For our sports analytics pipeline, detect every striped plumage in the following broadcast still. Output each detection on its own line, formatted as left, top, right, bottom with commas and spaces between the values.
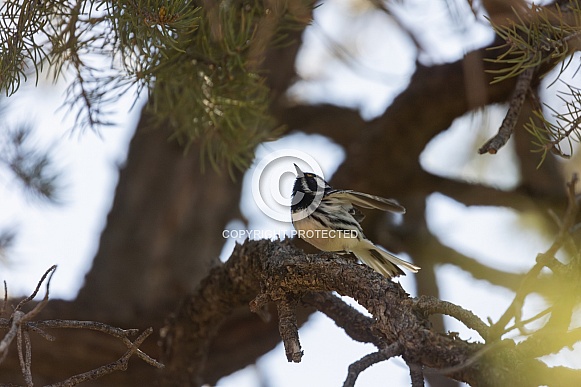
291, 164, 420, 278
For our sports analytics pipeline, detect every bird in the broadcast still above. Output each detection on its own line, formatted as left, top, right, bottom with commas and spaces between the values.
291, 164, 420, 278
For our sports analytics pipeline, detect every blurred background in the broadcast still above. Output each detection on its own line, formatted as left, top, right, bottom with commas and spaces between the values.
1, 0, 580, 386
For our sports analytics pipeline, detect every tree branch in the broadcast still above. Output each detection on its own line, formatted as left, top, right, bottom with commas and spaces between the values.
415, 296, 489, 340
163, 239, 486, 385
408, 361, 425, 387
301, 292, 379, 345
274, 294, 303, 363
343, 343, 402, 387
0, 267, 163, 386
479, 66, 535, 154
489, 175, 580, 341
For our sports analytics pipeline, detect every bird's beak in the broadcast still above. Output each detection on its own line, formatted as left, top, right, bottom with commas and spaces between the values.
294, 163, 304, 177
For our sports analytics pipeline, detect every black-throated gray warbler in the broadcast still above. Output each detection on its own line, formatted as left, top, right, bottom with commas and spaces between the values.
291, 164, 420, 278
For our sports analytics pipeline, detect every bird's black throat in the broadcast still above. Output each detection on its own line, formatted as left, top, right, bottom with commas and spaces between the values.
291, 179, 315, 212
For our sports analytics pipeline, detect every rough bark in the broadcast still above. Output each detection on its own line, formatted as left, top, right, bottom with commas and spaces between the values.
162, 238, 581, 386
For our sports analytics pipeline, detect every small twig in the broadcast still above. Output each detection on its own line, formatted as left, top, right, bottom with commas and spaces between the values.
478, 67, 535, 154
408, 362, 425, 387
0, 265, 164, 385
1, 265, 58, 372
1, 280, 7, 316
15, 265, 57, 313
16, 320, 33, 387
343, 342, 402, 387
249, 292, 271, 323
489, 175, 580, 340
27, 324, 56, 341
27, 320, 139, 338
25, 320, 163, 368
415, 295, 489, 340
0, 311, 25, 364
503, 306, 552, 336
276, 295, 303, 363
22, 330, 33, 387
46, 327, 155, 387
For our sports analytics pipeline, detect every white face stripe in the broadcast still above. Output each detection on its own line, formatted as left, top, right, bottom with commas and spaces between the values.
315, 175, 328, 191
297, 174, 328, 205
300, 174, 327, 191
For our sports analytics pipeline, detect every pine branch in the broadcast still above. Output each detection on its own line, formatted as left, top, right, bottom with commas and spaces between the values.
483, 1, 581, 161
0, 1, 313, 171
0, 127, 60, 202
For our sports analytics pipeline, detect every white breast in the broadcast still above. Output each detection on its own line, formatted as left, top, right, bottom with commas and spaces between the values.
292, 216, 360, 253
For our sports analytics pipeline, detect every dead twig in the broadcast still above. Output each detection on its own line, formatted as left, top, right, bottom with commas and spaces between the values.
0, 311, 24, 364
46, 327, 156, 387
14, 265, 57, 315
0, 266, 164, 386
275, 295, 303, 363
343, 342, 402, 387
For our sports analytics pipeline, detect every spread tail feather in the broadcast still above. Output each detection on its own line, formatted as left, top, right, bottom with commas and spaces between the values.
352, 239, 420, 278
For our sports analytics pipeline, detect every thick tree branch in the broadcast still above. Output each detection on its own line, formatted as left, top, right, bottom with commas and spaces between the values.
415, 296, 489, 340
163, 234, 581, 385
164, 238, 579, 386
301, 292, 379, 345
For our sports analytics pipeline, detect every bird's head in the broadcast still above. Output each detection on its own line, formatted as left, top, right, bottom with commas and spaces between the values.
291, 164, 330, 210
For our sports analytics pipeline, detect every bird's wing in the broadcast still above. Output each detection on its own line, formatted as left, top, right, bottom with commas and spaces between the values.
348, 205, 365, 223
329, 190, 406, 214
